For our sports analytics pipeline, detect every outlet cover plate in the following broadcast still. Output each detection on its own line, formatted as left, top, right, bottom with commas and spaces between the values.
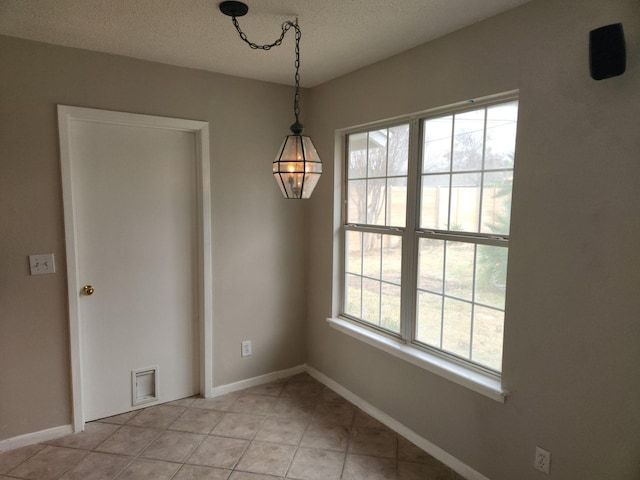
534, 446, 551, 474
29, 253, 56, 275
241, 340, 252, 357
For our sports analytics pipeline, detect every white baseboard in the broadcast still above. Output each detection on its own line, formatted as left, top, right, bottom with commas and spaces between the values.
2, 363, 488, 480
0, 365, 306, 453
208, 364, 307, 397
306, 365, 490, 480
0, 424, 73, 453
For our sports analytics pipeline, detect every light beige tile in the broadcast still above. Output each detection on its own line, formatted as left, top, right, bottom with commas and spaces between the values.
311, 401, 355, 427
353, 409, 386, 430
349, 426, 397, 458
116, 458, 181, 480
187, 435, 249, 469
287, 447, 345, 480
173, 464, 231, 480
282, 382, 323, 399
398, 460, 453, 480
141, 431, 205, 463
95, 425, 161, 456
231, 395, 277, 415
269, 397, 316, 419
319, 387, 347, 404
398, 436, 438, 464
8, 445, 87, 480
127, 405, 186, 429
99, 410, 140, 425
47, 422, 119, 450
0, 443, 45, 474
287, 374, 317, 384
235, 441, 296, 476
1, 373, 427, 480
254, 417, 307, 445
244, 381, 286, 397
229, 472, 285, 480
343, 454, 397, 480
170, 408, 225, 434
58, 452, 131, 480
211, 413, 265, 440
192, 393, 240, 412
300, 422, 350, 452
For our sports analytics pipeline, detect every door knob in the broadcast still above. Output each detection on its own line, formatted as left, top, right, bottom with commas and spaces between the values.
82, 285, 95, 296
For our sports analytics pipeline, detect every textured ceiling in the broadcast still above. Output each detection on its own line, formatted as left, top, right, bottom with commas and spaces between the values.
0, 0, 532, 87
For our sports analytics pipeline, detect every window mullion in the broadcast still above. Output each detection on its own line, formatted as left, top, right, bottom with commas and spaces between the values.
400, 118, 420, 343
447, 115, 455, 231
477, 107, 488, 233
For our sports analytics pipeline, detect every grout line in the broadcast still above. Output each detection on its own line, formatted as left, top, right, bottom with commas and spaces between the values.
1, 373, 452, 480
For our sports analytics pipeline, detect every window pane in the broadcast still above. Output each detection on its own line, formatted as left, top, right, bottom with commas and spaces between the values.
362, 233, 381, 279
362, 278, 381, 325
416, 291, 442, 347
444, 241, 475, 301
368, 130, 387, 178
366, 178, 387, 226
388, 125, 409, 176
475, 244, 507, 310
417, 238, 444, 293
472, 306, 504, 371
480, 171, 513, 235
344, 99, 517, 375
347, 179, 366, 224
381, 236, 402, 284
485, 102, 518, 170
442, 298, 472, 358
450, 173, 481, 232
387, 177, 407, 228
348, 132, 368, 179
347, 126, 408, 228
452, 109, 485, 172
345, 231, 362, 275
420, 174, 449, 230
381, 283, 401, 333
423, 115, 452, 173
344, 273, 362, 318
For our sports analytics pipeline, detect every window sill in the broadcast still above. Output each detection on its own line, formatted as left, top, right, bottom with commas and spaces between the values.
326, 316, 509, 403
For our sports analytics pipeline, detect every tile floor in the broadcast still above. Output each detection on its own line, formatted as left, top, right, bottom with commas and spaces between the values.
0, 374, 467, 480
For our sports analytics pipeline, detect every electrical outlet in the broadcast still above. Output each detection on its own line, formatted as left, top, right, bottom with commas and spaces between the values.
534, 446, 551, 474
241, 340, 252, 357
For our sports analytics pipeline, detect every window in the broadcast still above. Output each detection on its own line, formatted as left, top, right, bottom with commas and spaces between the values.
340, 95, 518, 380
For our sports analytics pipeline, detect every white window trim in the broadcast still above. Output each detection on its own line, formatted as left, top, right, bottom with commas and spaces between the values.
326, 316, 508, 402
330, 92, 518, 404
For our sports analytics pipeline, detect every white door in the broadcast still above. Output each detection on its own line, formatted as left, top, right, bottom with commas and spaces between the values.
58, 107, 212, 425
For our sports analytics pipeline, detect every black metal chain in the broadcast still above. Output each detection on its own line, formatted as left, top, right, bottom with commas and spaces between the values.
231, 16, 302, 128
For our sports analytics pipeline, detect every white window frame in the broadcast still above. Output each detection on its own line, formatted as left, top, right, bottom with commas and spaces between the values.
328, 91, 519, 403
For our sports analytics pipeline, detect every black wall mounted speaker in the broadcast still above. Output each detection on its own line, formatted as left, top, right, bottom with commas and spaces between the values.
589, 23, 626, 80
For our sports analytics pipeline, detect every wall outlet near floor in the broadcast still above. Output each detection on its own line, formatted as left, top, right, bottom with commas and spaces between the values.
241, 340, 252, 357
534, 446, 551, 474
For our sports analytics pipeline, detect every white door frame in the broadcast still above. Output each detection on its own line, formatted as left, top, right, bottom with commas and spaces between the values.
57, 105, 213, 431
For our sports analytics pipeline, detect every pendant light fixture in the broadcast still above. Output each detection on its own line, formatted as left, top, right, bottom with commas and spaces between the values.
219, 1, 322, 199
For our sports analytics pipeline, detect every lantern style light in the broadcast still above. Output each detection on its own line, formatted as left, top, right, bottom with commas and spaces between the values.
220, 1, 322, 199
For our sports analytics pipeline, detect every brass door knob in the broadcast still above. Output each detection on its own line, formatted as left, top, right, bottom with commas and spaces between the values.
82, 285, 95, 296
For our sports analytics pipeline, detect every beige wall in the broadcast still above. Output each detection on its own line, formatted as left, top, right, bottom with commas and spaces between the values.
0, 35, 307, 440
2, 0, 640, 478
306, 0, 640, 479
